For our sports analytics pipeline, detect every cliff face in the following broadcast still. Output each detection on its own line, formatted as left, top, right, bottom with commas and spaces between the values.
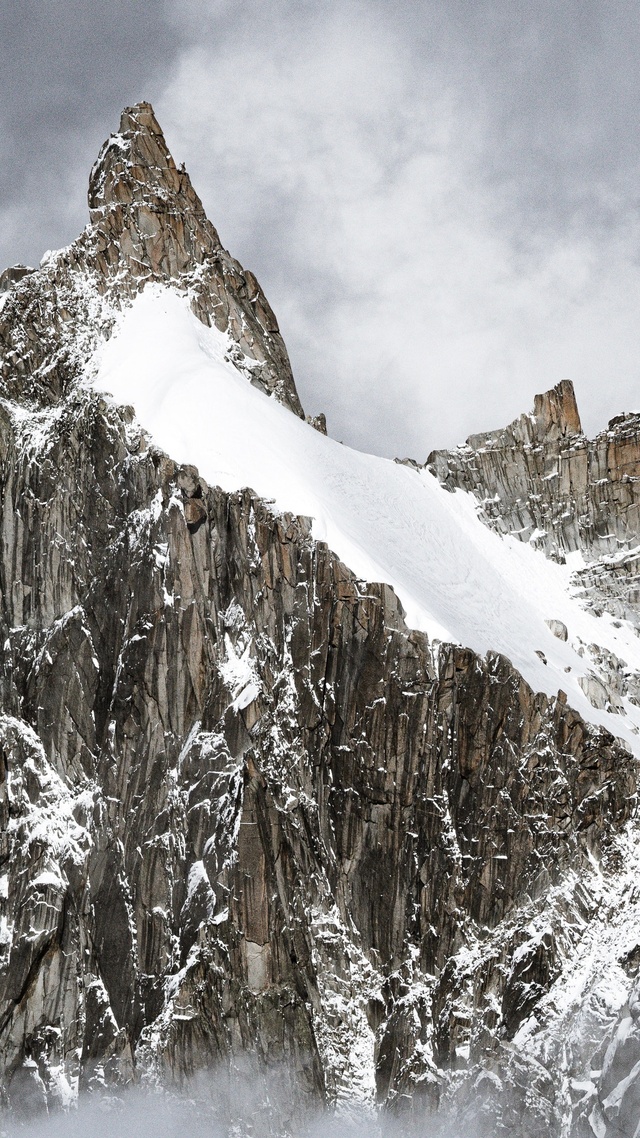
427, 381, 640, 623
425, 381, 640, 1136
1, 104, 640, 1136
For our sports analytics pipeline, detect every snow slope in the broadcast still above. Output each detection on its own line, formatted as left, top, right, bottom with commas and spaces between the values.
90, 285, 640, 752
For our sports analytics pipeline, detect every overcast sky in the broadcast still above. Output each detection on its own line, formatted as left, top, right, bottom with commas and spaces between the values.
2, 0, 640, 458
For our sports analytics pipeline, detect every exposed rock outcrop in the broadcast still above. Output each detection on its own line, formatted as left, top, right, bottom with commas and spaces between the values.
0, 265, 34, 294
428, 380, 640, 563
0, 391, 634, 1122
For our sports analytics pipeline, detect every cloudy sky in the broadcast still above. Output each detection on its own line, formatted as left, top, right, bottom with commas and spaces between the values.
2, 0, 640, 458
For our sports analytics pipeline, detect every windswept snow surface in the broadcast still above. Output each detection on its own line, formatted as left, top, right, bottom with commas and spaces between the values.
91, 285, 640, 752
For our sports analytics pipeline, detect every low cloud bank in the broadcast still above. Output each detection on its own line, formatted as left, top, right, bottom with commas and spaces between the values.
0, 1065, 516, 1138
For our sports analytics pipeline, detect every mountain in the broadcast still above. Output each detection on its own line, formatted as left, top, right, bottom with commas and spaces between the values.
1, 102, 640, 1136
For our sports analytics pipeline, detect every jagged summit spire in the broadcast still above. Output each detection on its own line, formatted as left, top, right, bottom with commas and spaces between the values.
531, 379, 582, 441
88, 102, 209, 222
86, 100, 222, 279
84, 101, 304, 417
458, 378, 584, 453
426, 375, 636, 562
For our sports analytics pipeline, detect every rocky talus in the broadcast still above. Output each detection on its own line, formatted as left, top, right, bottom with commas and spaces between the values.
0, 104, 639, 1136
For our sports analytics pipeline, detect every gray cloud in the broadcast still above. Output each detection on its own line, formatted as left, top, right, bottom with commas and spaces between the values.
0, 0, 175, 268
157, 0, 640, 454
2, 0, 640, 457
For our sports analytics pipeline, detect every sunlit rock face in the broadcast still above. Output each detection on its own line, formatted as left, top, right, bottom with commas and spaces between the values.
0, 104, 640, 1136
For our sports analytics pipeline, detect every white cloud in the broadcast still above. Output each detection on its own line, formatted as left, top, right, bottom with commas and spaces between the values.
156, 4, 640, 458
5, 0, 638, 460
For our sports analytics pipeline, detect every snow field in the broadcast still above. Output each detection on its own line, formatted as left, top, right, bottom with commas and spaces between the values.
91, 285, 640, 753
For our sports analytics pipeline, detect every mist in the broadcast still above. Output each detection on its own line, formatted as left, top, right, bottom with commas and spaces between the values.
0, 1060, 512, 1138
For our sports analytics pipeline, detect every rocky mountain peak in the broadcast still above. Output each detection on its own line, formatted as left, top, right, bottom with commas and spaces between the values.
531, 377, 582, 441
429, 376, 640, 575
6, 102, 640, 1138
86, 100, 221, 280
90, 103, 189, 208
0, 102, 304, 416
461, 378, 584, 453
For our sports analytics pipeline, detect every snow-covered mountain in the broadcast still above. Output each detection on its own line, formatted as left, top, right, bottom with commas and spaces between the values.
1, 102, 640, 1136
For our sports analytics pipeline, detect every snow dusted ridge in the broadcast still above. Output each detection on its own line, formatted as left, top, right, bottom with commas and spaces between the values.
92, 284, 640, 754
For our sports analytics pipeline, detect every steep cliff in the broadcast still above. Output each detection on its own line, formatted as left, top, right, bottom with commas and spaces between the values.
422, 384, 640, 1135
428, 378, 640, 566
1, 104, 640, 1136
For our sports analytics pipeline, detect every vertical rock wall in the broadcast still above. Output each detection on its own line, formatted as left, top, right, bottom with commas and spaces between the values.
0, 392, 634, 1126
428, 380, 640, 564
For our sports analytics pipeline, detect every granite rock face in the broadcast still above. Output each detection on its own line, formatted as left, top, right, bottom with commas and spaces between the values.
0, 393, 634, 1127
424, 380, 640, 1135
0, 104, 640, 1135
426, 380, 640, 726
0, 266, 34, 295
428, 379, 640, 564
